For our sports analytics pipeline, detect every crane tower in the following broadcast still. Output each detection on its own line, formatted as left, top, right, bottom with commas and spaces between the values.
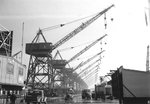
26, 30, 67, 92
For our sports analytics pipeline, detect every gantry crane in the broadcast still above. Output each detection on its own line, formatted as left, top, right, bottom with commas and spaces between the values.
52, 4, 113, 89
53, 50, 87, 89
61, 34, 106, 89
25, 4, 114, 92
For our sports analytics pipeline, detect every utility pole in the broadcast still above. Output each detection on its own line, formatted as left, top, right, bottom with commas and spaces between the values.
146, 45, 149, 72
21, 22, 24, 64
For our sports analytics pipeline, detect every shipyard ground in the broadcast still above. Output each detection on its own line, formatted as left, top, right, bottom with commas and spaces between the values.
0, 94, 119, 104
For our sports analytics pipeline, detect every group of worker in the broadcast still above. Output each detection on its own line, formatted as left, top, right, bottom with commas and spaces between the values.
5, 90, 73, 104
6, 91, 17, 104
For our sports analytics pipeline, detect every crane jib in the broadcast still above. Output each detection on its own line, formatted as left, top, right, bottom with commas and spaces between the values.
52, 23, 87, 50
52, 4, 114, 50
67, 34, 107, 64
73, 50, 105, 72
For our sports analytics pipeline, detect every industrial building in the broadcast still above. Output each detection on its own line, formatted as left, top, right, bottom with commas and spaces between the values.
0, 31, 26, 97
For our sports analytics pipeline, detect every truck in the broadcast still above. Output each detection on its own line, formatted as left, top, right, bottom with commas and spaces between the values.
82, 89, 91, 100
92, 83, 112, 100
111, 66, 150, 104
105, 84, 113, 99
94, 84, 105, 100
25, 89, 47, 104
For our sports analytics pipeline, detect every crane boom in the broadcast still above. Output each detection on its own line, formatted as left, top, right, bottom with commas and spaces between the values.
73, 50, 105, 72
80, 64, 99, 78
82, 67, 98, 80
67, 34, 107, 64
74, 61, 83, 70
78, 58, 100, 75
52, 4, 114, 50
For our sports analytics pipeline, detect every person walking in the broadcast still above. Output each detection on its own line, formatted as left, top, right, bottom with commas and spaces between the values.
6, 91, 11, 104
10, 92, 17, 104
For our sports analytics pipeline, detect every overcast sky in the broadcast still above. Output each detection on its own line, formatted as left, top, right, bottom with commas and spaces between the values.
0, 0, 150, 87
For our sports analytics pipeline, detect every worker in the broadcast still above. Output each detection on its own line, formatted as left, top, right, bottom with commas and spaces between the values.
65, 92, 72, 101
10, 92, 17, 104
6, 91, 10, 104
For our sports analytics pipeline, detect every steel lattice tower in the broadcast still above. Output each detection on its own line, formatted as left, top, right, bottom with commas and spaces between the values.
0, 31, 13, 56
26, 30, 55, 92
25, 30, 67, 95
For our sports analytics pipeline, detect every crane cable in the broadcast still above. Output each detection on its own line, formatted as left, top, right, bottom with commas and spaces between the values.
41, 12, 98, 32
58, 39, 96, 52
58, 36, 107, 52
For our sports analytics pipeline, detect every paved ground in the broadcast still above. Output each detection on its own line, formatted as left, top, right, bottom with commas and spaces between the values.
0, 95, 119, 104
48, 99, 119, 104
